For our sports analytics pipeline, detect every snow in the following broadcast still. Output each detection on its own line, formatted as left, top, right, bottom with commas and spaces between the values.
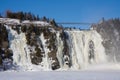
1, 63, 120, 80
0, 18, 50, 26
32, 21, 50, 26
22, 20, 30, 24
22, 20, 50, 26
0, 70, 120, 80
0, 18, 20, 24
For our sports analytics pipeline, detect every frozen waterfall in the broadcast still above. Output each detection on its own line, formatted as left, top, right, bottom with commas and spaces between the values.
65, 30, 107, 70
5, 25, 107, 71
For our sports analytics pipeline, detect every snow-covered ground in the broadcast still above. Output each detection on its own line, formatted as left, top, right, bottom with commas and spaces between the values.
0, 70, 120, 80
1, 63, 120, 80
0, 18, 50, 26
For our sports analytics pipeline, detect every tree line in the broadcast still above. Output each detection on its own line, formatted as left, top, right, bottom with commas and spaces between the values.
0, 10, 51, 22
0, 10, 58, 27
6, 10, 48, 21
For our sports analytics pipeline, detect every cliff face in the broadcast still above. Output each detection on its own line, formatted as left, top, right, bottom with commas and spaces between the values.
1, 18, 119, 71
0, 24, 13, 70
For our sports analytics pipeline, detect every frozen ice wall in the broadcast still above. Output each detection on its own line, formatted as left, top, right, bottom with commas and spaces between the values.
65, 30, 107, 69
5, 25, 107, 71
5, 25, 32, 70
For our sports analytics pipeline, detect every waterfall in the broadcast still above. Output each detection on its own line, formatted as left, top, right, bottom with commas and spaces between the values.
5, 25, 107, 71
65, 30, 107, 69
5, 25, 32, 70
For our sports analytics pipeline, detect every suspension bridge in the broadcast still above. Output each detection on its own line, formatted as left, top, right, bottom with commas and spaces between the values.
57, 22, 94, 25
56, 22, 96, 29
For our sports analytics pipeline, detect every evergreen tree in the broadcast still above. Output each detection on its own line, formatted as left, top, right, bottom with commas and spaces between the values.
42, 16, 47, 22
6, 10, 12, 18
50, 19, 58, 27
36, 15, 40, 20
0, 13, 2, 18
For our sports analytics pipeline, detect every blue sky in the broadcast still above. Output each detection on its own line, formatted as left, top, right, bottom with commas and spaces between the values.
0, 0, 120, 29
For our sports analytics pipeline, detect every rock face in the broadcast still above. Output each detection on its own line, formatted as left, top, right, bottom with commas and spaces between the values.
0, 24, 13, 71
92, 19, 120, 62
1, 18, 119, 71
